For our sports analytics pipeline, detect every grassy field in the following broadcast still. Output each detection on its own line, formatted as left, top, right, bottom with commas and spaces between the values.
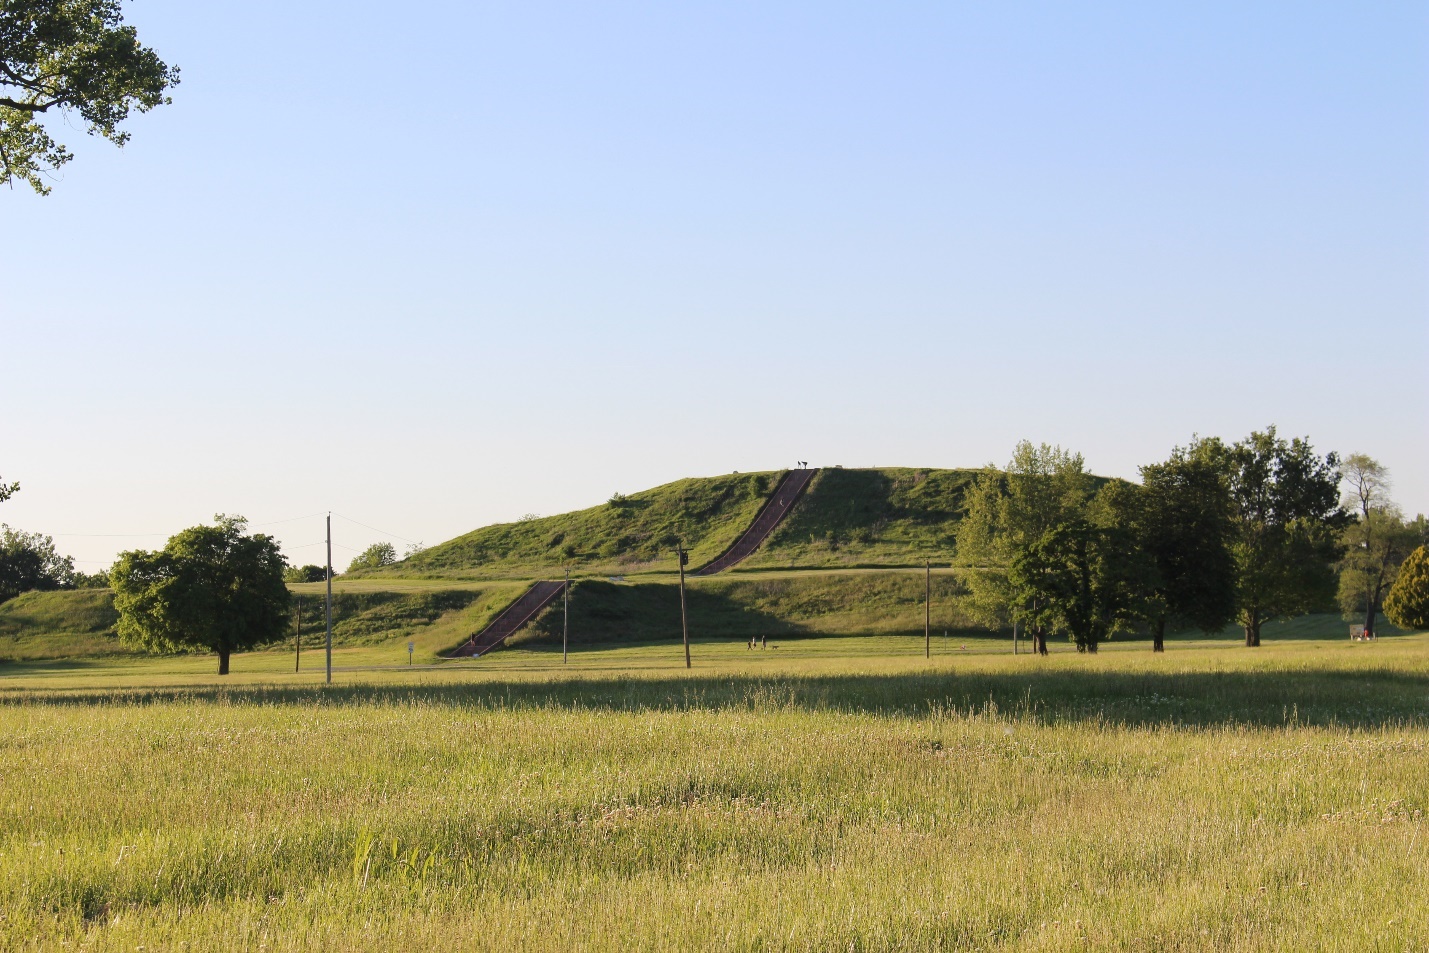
1, 634, 1425, 950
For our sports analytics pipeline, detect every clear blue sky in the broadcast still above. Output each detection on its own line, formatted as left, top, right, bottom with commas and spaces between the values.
4, 0, 1426, 570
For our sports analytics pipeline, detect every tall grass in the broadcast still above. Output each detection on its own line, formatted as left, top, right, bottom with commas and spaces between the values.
2, 638, 1426, 950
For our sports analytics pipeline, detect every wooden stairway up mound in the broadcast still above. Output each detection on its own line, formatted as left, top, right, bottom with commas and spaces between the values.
450, 580, 565, 658
693, 468, 818, 576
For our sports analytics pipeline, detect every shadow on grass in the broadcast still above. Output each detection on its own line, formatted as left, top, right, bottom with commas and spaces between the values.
2, 664, 1425, 730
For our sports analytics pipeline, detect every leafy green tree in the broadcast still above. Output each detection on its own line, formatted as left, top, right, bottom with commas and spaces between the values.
111, 515, 289, 675
1130, 442, 1237, 651
1383, 546, 1429, 631
347, 542, 396, 573
956, 442, 1094, 654
1008, 496, 1141, 653
0, 475, 17, 503
69, 568, 110, 589
0, 524, 77, 602
1336, 454, 1417, 638
1200, 428, 1348, 646
1, 0, 178, 194
283, 564, 329, 584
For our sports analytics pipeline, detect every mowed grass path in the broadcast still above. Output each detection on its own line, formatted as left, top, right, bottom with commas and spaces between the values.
2, 637, 1426, 951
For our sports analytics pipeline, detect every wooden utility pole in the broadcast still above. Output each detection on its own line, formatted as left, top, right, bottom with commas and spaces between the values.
294, 598, 301, 672
924, 559, 931, 659
562, 567, 570, 664
677, 544, 691, 669
325, 513, 333, 685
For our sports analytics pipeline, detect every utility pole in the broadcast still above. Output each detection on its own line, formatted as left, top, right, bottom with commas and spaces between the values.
1013, 619, 1019, 655
562, 567, 570, 664
925, 559, 931, 659
294, 598, 301, 672
325, 513, 333, 685
677, 543, 690, 669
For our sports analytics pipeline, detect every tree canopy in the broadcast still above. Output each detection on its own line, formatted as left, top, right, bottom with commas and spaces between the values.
1335, 454, 1417, 638
1383, 545, 1429, 632
0, 523, 79, 602
111, 515, 289, 674
348, 542, 397, 573
283, 564, 330, 584
954, 442, 1093, 653
1130, 442, 1237, 651
1008, 494, 1141, 653
1, 0, 178, 194
1198, 428, 1347, 646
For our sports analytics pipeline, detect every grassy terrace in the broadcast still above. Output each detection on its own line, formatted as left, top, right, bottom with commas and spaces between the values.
1, 635, 1426, 950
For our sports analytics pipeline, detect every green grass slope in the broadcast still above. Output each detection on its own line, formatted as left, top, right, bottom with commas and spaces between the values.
0, 588, 126, 661
374, 471, 787, 580
0, 584, 532, 663
512, 572, 977, 647
741, 467, 980, 569
510, 573, 1408, 651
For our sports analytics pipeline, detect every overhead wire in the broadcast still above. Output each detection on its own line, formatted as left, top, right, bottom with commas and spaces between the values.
331, 512, 421, 545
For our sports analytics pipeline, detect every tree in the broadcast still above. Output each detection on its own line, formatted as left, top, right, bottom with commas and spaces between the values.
347, 541, 396, 573
1008, 495, 1141, 653
0, 523, 77, 602
1336, 455, 1416, 638
1130, 442, 1237, 652
1202, 427, 1348, 646
0, 475, 17, 503
956, 442, 1094, 654
110, 515, 289, 675
283, 564, 329, 584
1, 0, 178, 194
1383, 546, 1429, 631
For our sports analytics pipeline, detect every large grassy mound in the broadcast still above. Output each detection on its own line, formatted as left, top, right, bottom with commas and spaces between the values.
372, 467, 992, 579
0, 588, 126, 660
748, 467, 979, 568
375, 471, 787, 579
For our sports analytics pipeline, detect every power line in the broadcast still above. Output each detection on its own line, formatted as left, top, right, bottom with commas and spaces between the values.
252, 512, 326, 527
48, 512, 325, 538
331, 512, 420, 545
48, 532, 168, 538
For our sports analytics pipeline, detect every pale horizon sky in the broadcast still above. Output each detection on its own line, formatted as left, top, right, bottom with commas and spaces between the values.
4, 0, 1426, 570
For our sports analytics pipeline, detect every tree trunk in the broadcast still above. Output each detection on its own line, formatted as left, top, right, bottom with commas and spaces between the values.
1365, 586, 1381, 639
218, 649, 230, 675
1034, 629, 1048, 655
1153, 618, 1165, 653
1086, 640, 1098, 654
1243, 619, 1261, 647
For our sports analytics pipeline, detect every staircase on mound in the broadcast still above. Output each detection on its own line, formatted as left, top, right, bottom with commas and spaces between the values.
694, 468, 818, 576
450, 580, 566, 658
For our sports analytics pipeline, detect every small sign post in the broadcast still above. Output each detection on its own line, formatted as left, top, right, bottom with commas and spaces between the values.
408, 641, 415, 665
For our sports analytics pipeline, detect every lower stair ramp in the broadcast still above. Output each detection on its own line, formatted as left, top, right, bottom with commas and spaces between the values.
451, 580, 566, 657
694, 468, 818, 576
